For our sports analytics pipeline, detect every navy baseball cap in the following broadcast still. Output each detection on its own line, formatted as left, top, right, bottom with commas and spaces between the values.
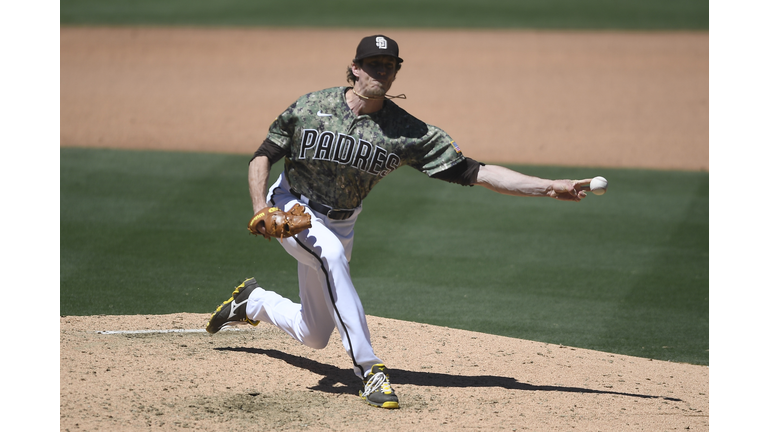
354, 35, 404, 64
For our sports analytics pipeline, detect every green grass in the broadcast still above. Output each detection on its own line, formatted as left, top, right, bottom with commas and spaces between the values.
61, 148, 708, 365
353, 164, 708, 365
60, 0, 709, 30
60, 148, 293, 314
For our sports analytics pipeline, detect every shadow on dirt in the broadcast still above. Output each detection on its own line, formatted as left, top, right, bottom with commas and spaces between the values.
215, 347, 682, 402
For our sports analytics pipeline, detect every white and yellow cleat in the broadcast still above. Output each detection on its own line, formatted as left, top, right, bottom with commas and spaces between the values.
360, 364, 400, 409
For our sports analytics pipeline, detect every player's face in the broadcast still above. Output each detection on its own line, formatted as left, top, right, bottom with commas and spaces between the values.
354, 55, 398, 97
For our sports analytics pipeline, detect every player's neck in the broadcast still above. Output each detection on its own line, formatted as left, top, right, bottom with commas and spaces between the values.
346, 87, 385, 115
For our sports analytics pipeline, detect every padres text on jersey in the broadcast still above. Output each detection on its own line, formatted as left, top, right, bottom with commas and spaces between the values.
266, 87, 465, 209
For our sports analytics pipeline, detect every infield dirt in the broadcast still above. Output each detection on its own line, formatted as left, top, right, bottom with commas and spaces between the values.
61, 314, 707, 431
60, 27, 709, 431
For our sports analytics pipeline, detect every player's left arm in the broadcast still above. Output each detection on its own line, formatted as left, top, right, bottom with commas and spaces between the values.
474, 164, 589, 201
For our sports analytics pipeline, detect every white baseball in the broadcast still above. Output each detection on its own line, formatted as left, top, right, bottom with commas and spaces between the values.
590, 176, 608, 195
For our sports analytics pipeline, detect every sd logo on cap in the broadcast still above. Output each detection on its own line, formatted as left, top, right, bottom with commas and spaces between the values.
354, 35, 404, 64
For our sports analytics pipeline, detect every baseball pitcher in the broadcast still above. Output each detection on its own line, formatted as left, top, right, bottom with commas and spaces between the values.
206, 35, 593, 409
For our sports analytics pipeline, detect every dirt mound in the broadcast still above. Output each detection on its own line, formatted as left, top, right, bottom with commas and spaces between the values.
61, 313, 708, 431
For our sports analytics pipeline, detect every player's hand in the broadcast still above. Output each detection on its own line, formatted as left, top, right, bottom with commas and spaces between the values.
548, 179, 589, 201
254, 223, 268, 236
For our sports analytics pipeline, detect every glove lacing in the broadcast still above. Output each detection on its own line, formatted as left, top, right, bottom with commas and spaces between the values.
361, 371, 392, 397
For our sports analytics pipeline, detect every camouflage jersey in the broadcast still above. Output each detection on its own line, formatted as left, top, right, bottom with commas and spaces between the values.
266, 87, 466, 209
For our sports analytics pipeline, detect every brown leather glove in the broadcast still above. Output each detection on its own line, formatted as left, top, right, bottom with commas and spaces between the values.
248, 203, 312, 241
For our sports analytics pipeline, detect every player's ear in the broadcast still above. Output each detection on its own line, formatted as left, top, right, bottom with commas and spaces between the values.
350, 61, 362, 78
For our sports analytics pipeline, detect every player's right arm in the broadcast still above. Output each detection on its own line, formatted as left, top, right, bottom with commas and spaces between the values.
249, 155, 272, 214
250, 102, 294, 214
249, 97, 300, 214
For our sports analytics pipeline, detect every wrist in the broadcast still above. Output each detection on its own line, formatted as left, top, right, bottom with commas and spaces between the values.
253, 200, 269, 213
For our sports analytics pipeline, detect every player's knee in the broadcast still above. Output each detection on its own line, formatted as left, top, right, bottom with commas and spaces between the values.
302, 334, 331, 349
320, 244, 348, 266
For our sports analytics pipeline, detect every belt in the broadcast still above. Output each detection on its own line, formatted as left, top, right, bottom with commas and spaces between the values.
289, 188, 355, 221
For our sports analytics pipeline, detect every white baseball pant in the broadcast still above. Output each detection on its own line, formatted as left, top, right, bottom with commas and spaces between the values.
244, 172, 382, 379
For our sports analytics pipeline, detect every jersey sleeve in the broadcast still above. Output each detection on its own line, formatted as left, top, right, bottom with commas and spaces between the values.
250, 139, 290, 165
430, 157, 484, 186
264, 101, 299, 151
406, 126, 467, 177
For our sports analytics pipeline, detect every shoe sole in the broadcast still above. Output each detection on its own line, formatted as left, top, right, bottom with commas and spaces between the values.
360, 393, 400, 409
361, 398, 400, 409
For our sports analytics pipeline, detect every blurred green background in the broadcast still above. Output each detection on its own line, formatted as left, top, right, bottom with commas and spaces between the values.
60, 0, 708, 30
